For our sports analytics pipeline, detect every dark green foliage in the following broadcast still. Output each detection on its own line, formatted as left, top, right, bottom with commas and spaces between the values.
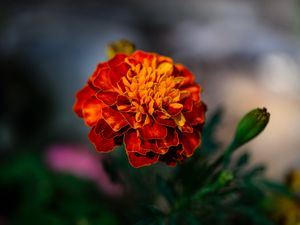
0, 152, 120, 225
0, 108, 288, 225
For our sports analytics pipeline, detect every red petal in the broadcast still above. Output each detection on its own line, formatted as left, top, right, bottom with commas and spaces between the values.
157, 128, 179, 149
159, 145, 185, 165
127, 152, 159, 168
122, 112, 140, 128
116, 95, 134, 112
153, 110, 177, 127
93, 67, 113, 91
175, 64, 195, 86
182, 85, 201, 102
140, 139, 168, 154
184, 102, 205, 126
167, 103, 183, 116
124, 129, 148, 155
95, 119, 119, 139
181, 122, 193, 133
96, 91, 119, 105
180, 95, 193, 112
73, 85, 94, 117
88, 127, 116, 152
139, 121, 167, 140
82, 96, 104, 127
180, 130, 201, 157
108, 53, 127, 67
109, 63, 130, 89
102, 107, 129, 131
129, 51, 155, 64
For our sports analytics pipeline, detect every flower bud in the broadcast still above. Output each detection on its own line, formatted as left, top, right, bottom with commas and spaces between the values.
106, 39, 136, 59
232, 107, 270, 149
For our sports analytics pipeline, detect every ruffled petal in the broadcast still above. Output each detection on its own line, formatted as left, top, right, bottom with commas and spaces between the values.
183, 102, 205, 126
82, 96, 104, 127
153, 110, 177, 127
127, 152, 159, 168
102, 107, 129, 131
167, 103, 183, 116
95, 119, 120, 139
182, 85, 201, 102
180, 130, 201, 157
159, 145, 185, 166
96, 90, 119, 105
88, 127, 116, 152
116, 95, 134, 112
157, 128, 179, 149
174, 64, 195, 86
124, 129, 148, 155
109, 62, 130, 88
93, 67, 113, 91
140, 139, 168, 154
73, 85, 94, 117
139, 120, 167, 140
180, 95, 193, 112
181, 122, 193, 133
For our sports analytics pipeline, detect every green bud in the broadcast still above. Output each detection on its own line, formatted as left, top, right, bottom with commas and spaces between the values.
106, 39, 136, 59
232, 107, 270, 149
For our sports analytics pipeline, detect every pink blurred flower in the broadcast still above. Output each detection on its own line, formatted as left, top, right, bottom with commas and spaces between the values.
45, 144, 123, 197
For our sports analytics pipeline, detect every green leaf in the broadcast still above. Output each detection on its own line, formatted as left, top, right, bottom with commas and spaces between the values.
201, 108, 223, 154
258, 180, 293, 197
156, 175, 176, 205
233, 206, 275, 225
235, 152, 250, 168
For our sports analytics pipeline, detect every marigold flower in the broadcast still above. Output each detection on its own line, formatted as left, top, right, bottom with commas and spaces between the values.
74, 50, 205, 167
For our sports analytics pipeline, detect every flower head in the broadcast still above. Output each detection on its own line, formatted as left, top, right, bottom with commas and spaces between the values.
74, 50, 205, 167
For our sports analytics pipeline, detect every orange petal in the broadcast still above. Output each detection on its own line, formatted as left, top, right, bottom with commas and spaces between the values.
127, 152, 159, 168
82, 96, 103, 127
180, 130, 201, 157
167, 103, 183, 116
73, 85, 94, 117
102, 107, 129, 132
139, 121, 167, 140
184, 102, 205, 126
96, 90, 119, 105
88, 127, 117, 152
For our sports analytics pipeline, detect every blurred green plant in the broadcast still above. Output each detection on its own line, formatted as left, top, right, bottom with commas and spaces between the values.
0, 107, 293, 225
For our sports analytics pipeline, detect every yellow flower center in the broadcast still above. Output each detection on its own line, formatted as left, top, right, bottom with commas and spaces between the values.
120, 57, 185, 124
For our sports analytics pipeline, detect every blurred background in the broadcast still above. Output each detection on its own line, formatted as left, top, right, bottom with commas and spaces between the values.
1, 0, 300, 224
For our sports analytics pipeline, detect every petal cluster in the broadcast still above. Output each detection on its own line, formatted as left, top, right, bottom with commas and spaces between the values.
74, 51, 205, 167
